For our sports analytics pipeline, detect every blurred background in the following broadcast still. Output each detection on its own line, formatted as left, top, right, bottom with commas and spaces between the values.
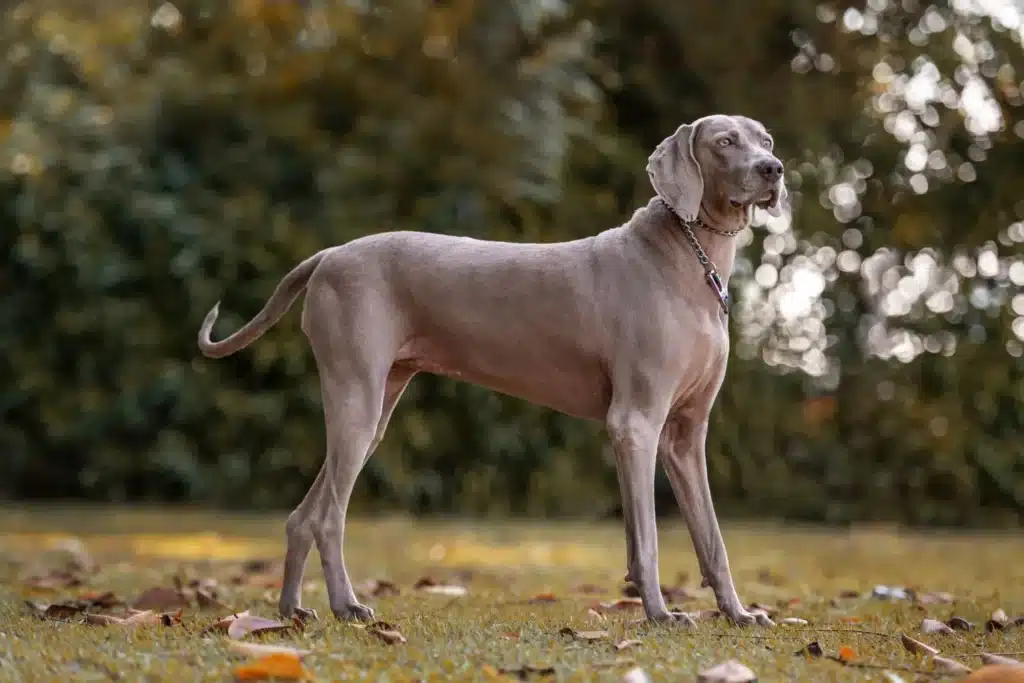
0, 0, 1021, 529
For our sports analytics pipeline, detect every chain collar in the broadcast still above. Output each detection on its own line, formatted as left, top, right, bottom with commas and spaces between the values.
657, 199, 734, 315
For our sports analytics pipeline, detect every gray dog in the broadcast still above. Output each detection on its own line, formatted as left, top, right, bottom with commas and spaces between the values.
198, 114, 786, 628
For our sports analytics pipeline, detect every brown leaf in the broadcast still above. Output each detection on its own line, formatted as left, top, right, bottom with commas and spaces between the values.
978, 654, 1023, 666
196, 588, 228, 610
85, 613, 127, 626
201, 611, 251, 636
77, 591, 123, 609
947, 616, 975, 631
227, 641, 312, 659
355, 578, 399, 598
932, 656, 971, 674
501, 631, 520, 640
160, 609, 183, 626
529, 592, 558, 603
367, 622, 407, 645
233, 652, 312, 681
25, 600, 85, 620
780, 617, 809, 626
837, 646, 856, 663
697, 660, 757, 683
22, 569, 84, 591
84, 609, 168, 627
227, 614, 294, 640
586, 608, 607, 623
794, 641, 823, 658
921, 618, 955, 635
133, 586, 189, 611
615, 639, 642, 651
599, 598, 644, 611
992, 609, 1010, 625
838, 589, 861, 599
987, 620, 1007, 633
963, 665, 1024, 683
419, 584, 468, 597
559, 627, 609, 641
901, 633, 940, 656
498, 664, 556, 678
915, 591, 955, 605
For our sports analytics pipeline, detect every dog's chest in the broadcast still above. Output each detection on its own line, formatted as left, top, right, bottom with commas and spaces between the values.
669, 313, 730, 405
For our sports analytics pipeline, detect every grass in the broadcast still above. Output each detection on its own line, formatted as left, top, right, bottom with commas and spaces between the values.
1, 506, 1023, 682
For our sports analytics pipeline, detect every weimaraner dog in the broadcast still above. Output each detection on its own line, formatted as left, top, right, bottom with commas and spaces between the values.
198, 114, 786, 628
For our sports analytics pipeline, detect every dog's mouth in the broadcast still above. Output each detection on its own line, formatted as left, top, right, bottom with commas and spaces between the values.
755, 188, 778, 210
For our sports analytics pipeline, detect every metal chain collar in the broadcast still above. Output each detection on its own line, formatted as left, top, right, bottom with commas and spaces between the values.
658, 199, 734, 316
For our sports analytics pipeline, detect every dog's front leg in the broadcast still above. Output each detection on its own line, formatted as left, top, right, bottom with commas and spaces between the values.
607, 402, 695, 626
659, 414, 774, 627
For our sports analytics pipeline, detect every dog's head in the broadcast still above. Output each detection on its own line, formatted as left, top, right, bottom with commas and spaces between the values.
646, 114, 787, 222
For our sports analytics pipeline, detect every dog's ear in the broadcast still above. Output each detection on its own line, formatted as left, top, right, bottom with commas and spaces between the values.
764, 177, 788, 217
646, 122, 703, 222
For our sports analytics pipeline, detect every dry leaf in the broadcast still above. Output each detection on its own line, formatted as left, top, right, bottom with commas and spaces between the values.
882, 673, 908, 683
838, 589, 861, 599
921, 618, 955, 635
621, 668, 652, 683
992, 609, 1010, 624
83, 609, 170, 627
499, 665, 556, 678
964, 665, 1024, 683
901, 633, 940, 656
838, 646, 856, 663
233, 653, 312, 681
586, 608, 607, 623
367, 621, 406, 645
748, 602, 777, 616
690, 609, 722, 621
355, 578, 399, 598
228, 614, 293, 639
600, 598, 644, 611
933, 656, 972, 674
501, 631, 520, 640
559, 627, 609, 642
420, 584, 468, 597
529, 593, 558, 603
21, 569, 85, 591
781, 617, 809, 626
85, 613, 127, 626
947, 616, 975, 631
916, 591, 955, 605
77, 591, 123, 609
133, 586, 189, 611
794, 641, 823, 658
201, 611, 251, 636
25, 600, 86, 620
196, 588, 227, 610
615, 639, 642, 651
227, 641, 312, 659
697, 660, 757, 683
979, 654, 1023, 666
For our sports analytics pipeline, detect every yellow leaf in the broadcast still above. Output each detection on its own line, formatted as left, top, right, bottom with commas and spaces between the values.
233, 653, 312, 681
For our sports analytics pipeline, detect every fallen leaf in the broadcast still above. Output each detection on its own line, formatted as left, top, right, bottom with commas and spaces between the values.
77, 591, 123, 609
355, 578, 399, 598
690, 609, 722, 621
233, 653, 312, 681
419, 584, 468, 597
586, 608, 607, 623
85, 613, 127, 626
838, 589, 861, 599
498, 664, 556, 678
794, 641, 823, 658
501, 631, 520, 640
933, 656, 972, 674
529, 593, 558, 603
964, 665, 1024, 683
992, 609, 1010, 624
838, 646, 856, 663
697, 660, 757, 683
201, 611, 251, 636
979, 654, 1023, 666
22, 569, 84, 591
84, 609, 168, 627
780, 617, 809, 626
840, 616, 863, 624
621, 668, 651, 683
559, 627, 609, 642
873, 585, 910, 601
748, 602, 777, 616
25, 600, 86, 620
947, 616, 975, 631
600, 598, 644, 611
882, 674, 907, 683
367, 621, 406, 645
987, 620, 1007, 633
196, 588, 228, 610
901, 633, 940, 656
133, 586, 189, 611
227, 614, 293, 639
161, 609, 184, 626
921, 618, 955, 635
227, 641, 312, 659
615, 639, 642, 651
916, 591, 955, 605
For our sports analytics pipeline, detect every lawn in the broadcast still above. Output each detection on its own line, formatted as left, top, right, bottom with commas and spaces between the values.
1, 506, 1022, 682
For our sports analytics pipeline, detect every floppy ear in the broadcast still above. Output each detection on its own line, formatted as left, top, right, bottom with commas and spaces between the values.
646, 122, 704, 222
764, 178, 788, 218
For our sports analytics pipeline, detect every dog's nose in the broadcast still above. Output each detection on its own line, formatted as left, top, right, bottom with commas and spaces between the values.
755, 158, 784, 182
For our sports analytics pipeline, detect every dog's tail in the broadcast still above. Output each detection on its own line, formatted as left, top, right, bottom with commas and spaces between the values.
197, 250, 329, 359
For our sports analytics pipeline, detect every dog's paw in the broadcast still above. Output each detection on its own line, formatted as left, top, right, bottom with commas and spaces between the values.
292, 607, 319, 623
648, 610, 697, 628
725, 607, 774, 628
332, 602, 375, 622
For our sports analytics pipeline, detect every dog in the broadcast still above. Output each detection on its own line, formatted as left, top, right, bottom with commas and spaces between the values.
198, 114, 786, 627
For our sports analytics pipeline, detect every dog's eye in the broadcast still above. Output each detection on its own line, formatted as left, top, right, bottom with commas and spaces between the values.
717, 137, 732, 147
761, 139, 773, 149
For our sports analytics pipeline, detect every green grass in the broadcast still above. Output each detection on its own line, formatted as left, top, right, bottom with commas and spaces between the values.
1, 506, 1022, 682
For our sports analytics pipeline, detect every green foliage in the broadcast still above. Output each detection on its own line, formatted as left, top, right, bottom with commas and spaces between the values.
0, 0, 1021, 526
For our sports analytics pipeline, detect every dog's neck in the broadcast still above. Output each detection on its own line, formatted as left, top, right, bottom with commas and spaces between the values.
690, 199, 750, 287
